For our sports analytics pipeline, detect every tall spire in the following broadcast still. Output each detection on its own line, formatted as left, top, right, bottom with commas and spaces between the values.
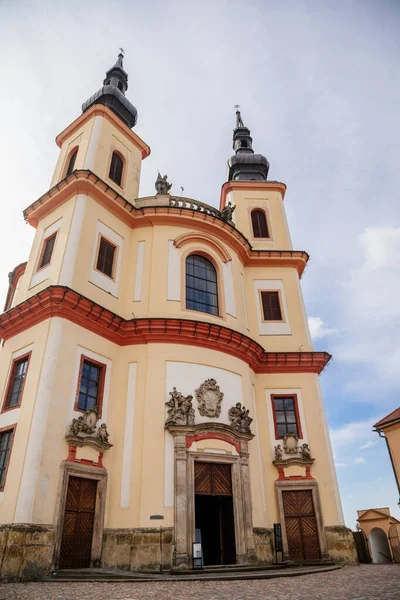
227, 107, 269, 181
82, 50, 138, 129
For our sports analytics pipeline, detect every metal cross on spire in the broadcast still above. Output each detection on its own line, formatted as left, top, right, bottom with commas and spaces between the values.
119, 47, 125, 56
234, 105, 244, 128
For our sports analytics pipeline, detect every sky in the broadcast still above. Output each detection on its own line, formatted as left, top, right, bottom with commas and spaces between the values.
0, 0, 400, 528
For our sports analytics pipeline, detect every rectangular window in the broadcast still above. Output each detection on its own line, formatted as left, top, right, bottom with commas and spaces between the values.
0, 428, 14, 490
261, 291, 283, 321
2, 354, 30, 411
38, 233, 57, 269
272, 395, 302, 439
75, 358, 105, 414
96, 237, 116, 279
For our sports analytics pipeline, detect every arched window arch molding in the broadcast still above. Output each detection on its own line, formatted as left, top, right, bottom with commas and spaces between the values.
64, 146, 79, 178
174, 232, 232, 264
179, 244, 227, 319
108, 149, 126, 188
250, 207, 272, 240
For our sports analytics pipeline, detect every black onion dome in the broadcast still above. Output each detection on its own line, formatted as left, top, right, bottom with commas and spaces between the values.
227, 109, 269, 181
82, 52, 138, 129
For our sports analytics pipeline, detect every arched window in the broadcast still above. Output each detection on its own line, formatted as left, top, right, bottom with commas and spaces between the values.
240, 140, 248, 148
251, 209, 269, 238
109, 152, 124, 186
186, 255, 218, 316
65, 148, 78, 177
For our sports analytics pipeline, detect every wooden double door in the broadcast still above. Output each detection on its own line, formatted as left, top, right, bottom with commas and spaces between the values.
282, 490, 321, 560
194, 462, 236, 565
59, 476, 97, 569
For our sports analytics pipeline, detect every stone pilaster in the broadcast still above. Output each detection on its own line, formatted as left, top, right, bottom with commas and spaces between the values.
172, 433, 190, 569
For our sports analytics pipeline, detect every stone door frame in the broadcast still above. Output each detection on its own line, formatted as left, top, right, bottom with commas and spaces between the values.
275, 479, 328, 560
53, 460, 108, 569
168, 423, 256, 569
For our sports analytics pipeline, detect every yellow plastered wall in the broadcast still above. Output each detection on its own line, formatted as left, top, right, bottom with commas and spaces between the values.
226, 188, 292, 250
13, 198, 76, 305
0, 317, 342, 531
51, 112, 143, 202
0, 320, 50, 523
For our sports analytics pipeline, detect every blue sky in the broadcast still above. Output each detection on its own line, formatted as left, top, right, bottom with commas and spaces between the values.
1, 0, 399, 527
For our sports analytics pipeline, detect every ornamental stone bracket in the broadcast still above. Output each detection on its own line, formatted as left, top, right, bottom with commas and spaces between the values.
273, 433, 314, 473
66, 407, 113, 453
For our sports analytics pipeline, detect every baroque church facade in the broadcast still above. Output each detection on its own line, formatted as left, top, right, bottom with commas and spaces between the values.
0, 53, 356, 579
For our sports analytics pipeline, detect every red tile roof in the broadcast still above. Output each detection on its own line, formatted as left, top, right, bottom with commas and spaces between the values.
374, 407, 400, 429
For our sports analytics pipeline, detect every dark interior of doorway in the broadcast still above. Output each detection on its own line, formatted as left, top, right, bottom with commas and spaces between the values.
195, 494, 236, 565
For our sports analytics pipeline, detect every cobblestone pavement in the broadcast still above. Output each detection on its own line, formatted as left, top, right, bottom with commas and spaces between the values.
1, 565, 400, 600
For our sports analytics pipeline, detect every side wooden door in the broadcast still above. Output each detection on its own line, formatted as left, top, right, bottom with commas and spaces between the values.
282, 490, 321, 560
59, 476, 97, 568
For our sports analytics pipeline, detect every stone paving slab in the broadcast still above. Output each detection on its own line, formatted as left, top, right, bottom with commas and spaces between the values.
1, 564, 400, 600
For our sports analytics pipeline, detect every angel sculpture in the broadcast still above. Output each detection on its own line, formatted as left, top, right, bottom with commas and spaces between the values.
155, 172, 172, 195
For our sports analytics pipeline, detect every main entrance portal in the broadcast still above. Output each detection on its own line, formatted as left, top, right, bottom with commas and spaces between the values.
194, 462, 236, 565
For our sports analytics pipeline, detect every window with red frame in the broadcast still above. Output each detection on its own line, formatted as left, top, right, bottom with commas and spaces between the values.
76, 359, 105, 413
38, 233, 56, 269
4, 355, 30, 410
272, 395, 301, 438
0, 429, 14, 489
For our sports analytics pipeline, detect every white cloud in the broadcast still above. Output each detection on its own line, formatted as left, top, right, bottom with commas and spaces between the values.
354, 457, 366, 464
330, 418, 378, 450
334, 226, 400, 397
335, 462, 347, 468
308, 316, 337, 340
359, 440, 378, 450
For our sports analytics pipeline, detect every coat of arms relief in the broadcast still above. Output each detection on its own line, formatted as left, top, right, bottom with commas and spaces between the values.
195, 378, 223, 418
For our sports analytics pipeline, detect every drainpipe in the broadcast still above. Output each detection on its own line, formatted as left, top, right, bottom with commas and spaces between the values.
375, 427, 400, 508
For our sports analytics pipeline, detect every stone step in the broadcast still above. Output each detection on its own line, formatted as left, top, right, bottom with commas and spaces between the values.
171, 563, 289, 574
43, 564, 342, 583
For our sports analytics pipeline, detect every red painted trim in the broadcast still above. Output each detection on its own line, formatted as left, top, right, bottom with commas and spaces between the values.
186, 432, 241, 453
275, 465, 314, 482
1, 351, 32, 413
0, 286, 332, 374
66, 445, 77, 462
66, 444, 103, 468
271, 394, 303, 439
305, 465, 314, 480
74, 355, 106, 417
3, 262, 27, 312
0, 424, 17, 491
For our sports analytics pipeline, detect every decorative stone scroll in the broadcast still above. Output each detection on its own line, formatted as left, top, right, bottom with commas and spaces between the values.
165, 388, 195, 427
228, 402, 253, 434
66, 407, 112, 452
195, 379, 223, 418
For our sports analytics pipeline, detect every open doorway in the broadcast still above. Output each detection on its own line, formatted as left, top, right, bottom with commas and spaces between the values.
369, 527, 392, 563
194, 462, 236, 565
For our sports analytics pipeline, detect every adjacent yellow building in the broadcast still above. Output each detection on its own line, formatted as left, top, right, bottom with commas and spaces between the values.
0, 52, 356, 580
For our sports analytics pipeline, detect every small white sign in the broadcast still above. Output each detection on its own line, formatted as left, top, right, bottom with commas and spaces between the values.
193, 542, 202, 558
